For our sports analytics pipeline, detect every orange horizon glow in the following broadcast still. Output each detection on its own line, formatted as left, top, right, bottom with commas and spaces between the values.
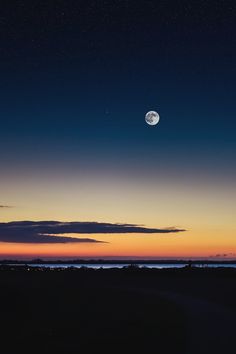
0, 228, 236, 259
0, 168, 235, 259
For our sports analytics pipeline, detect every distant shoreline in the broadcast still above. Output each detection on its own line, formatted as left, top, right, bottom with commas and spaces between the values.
1, 259, 236, 265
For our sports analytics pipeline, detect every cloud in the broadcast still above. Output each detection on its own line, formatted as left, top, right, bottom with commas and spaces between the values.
0, 205, 13, 208
0, 221, 185, 244
210, 253, 236, 258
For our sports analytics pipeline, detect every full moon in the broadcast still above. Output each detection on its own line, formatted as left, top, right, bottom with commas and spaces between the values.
145, 111, 160, 125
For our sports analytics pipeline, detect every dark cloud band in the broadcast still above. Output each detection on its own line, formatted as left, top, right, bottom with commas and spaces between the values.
0, 221, 186, 244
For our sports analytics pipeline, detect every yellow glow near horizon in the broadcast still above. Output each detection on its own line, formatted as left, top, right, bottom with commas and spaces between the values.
0, 171, 235, 258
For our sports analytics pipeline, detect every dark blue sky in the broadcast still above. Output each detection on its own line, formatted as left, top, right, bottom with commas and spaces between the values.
1, 1, 236, 259
0, 0, 235, 181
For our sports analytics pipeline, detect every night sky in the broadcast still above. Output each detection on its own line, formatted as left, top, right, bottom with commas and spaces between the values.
0, 1, 235, 259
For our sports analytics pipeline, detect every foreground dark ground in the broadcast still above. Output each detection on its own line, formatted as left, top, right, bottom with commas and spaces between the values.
1, 266, 236, 354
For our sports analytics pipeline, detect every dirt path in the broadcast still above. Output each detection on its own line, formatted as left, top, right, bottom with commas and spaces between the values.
158, 290, 235, 354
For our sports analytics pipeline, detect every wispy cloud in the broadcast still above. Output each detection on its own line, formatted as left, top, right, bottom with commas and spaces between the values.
0, 205, 13, 208
0, 221, 185, 244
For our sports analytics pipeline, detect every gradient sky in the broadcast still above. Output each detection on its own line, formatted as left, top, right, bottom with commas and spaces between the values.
0, 1, 235, 259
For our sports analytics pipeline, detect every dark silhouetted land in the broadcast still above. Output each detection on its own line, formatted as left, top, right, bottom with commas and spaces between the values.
1, 266, 236, 354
